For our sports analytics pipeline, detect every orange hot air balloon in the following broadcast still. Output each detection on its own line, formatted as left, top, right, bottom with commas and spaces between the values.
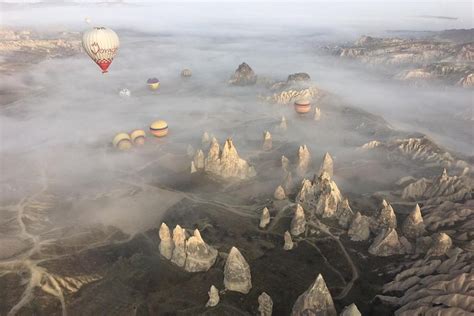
294, 99, 311, 114
150, 120, 168, 137
82, 27, 119, 73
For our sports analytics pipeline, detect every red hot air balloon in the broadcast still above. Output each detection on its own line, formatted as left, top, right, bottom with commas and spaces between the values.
82, 27, 119, 73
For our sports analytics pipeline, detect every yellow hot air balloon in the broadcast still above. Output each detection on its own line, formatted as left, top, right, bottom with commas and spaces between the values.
150, 120, 168, 137
130, 129, 146, 145
82, 27, 119, 73
113, 133, 132, 150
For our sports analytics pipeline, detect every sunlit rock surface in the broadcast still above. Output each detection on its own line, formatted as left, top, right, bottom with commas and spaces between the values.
369, 228, 404, 257
158, 223, 173, 260
259, 207, 270, 229
371, 200, 397, 235
290, 204, 306, 236
258, 292, 273, 316
184, 229, 218, 272
348, 212, 371, 241
340, 303, 362, 316
318, 152, 334, 178
335, 198, 354, 228
426, 232, 452, 257
262, 131, 272, 151
274, 185, 286, 200
296, 145, 311, 177
283, 231, 294, 250
171, 225, 187, 267
224, 247, 252, 294
291, 274, 337, 316
401, 204, 425, 239
205, 285, 220, 307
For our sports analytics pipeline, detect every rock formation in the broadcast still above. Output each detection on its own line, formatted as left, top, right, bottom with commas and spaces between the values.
296, 172, 343, 219
193, 149, 205, 170
274, 185, 286, 200
313, 107, 321, 121
371, 200, 397, 234
262, 131, 272, 151
340, 303, 362, 316
229, 62, 257, 86
401, 204, 425, 239
368, 228, 404, 257
184, 229, 218, 272
186, 144, 195, 157
282, 171, 293, 192
348, 212, 371, 241
283, 231, 294, 250
279, 116, 288, 131
205, 285, 220, 307
290, 204, 306, 236
259, 207, 270, 229
426, 232, 452, 257
171, 225, 187, 267
291, 274, 337, 316
318, 152, 334, 178
281, 155, 290, 172
224, 247, 252, 294
258, 292, 273, 316
335, 198, 354, 228
268, 86, 320, 105
201, 137, 256, 179
190, 161, 197, 173
158, 223, 173, 260
287, 72, 311, 83
296, 145, 311, 177
202, 132, 210, 146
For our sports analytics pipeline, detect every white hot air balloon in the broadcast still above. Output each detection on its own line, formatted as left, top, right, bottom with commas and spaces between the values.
82, 27, 119, 73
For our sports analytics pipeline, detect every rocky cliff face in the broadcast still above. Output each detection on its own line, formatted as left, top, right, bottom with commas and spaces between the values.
291, 274, 337, 316
193, 137, 256, 180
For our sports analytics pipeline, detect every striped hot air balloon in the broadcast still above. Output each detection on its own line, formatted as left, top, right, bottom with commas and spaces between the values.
294, 99, 311, 114
82, 27, 119, 73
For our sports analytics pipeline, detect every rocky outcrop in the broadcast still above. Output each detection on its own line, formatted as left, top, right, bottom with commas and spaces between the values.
171, 225, 187, 267
287, 72, 311, 83
281, 155, 290, 172
259, 207, 270, 229
296, 172, 343, 219
196, 137, 256, 180
369, 228, 404, 257
422, 200, 474, 234
335, 198, 354, 228
401, 169, 472, 204
202, 132, 210, 146
274, 185, 286, 200
159, 223, 173, 260
258, 292, 273, 316
348, 212, 371, 241
267, 86, 320, 105
229, 62, 257, 86
313, 107, 321, 121
283, 231, 294, 250
291, 274, 337, 316
262, 131, 272, 151
401, 204, 425, 239
184, 229, 218, 272
318, 152, 334, 178
279, 116, 288, 131
296, 145, 311, 177
224, 247, 252, 294
371, 200, 397, 234
458, 73, 474, 87
205, 285, 220, 307
282, 171, 293, 192
290, 204, 306, 236
340, 303, 362, 316
426, 232, 452, 257
190, 161, 197, 173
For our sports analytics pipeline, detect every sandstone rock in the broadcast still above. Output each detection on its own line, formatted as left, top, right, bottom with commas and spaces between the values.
171, 225, 187, 267
224, 247, 252, 294
401, 204, 425, 239
279, 116, 288, 131
229, 62, 257, 86
283, 171, 293, 192
204, 137, 256, 179
184, 229, 218, 272
283, 231, 294, 250
336, 198, 354, 228
190, 161, 197, 174
268, 86, 319, 105
281, 155, 290, 172
340, 303, 362, 316
296, 145, 311, 177
296, 172, 343, 219
262, 131, 272, 151
348, 212, 371, 241
369, 228, 404, 257
258, 292, 273, 316
159, 223, 174, 260
205, 285, 220, 307
314, 107, 321, 121
291, 274, 337, 316
287, 72, 311, 83
259, 207, 270, 229
318, 152, 334, 177
202, 132, 211, 146
291, 204, 307, 236
372, 200, 397, 234
193, 149, 205, 170
399, 236, 414, 254
426, 232, 452, 257
186, 144, 195, 157
401, 178, 431, 200
274, 185, 286, 200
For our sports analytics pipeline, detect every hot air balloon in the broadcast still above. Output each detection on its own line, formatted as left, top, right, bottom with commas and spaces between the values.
130, 129, 146, 145
119, 88, 131, 97
181, 69, 192, 78
112, 133, 132, 150
294, 99, 311, 114
82, 27, 119, 73
147, 78, 160, 90
150, 120, 168, 137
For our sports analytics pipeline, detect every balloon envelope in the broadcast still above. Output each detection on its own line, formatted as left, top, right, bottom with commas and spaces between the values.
82, 27, 119, 73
